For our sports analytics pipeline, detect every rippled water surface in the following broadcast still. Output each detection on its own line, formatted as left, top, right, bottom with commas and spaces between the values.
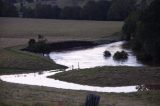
0, 41, 144, 93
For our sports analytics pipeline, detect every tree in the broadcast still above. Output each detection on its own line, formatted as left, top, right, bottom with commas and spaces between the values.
123, 0, 160, 63
23, 7, 35, 18
35, 4, 53, 19
60, 7, 74, 19
122, 11, 140, 40
95, 0, 111, 20
0, 0, 18, 17
26, 0, 33, 3
135, 0, 160, 62
108, 0, 137, 20
72, 6, 82, 20
28, 39, 36, 47
52, 6, 61, 19
0, 0, 3, 16
81, 0, 111, 20
81, 1, 98, 20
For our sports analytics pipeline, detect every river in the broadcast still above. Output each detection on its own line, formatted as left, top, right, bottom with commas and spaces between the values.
0, 41, 144, 93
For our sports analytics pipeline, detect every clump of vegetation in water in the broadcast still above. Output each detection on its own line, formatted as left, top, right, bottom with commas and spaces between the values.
26, 35, 50, 54
113, 51, 128, 60
24, 35, 97, 53
104, 50, 111, 57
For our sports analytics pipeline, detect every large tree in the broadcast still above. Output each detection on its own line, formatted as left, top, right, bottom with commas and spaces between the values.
108, 0, 137, 20
81, 0, 111, 20
0, 0, 18, 17
123, 0, 160, 64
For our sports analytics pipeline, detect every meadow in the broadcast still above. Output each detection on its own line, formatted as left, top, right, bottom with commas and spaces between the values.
0, 17, 159, 106
0, 17, 123, 48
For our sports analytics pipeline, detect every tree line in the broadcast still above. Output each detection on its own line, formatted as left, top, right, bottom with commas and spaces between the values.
0, 0, 18, 17
0, 0, 137, 21
122, 0, 160, 64
21, 0, 112, 20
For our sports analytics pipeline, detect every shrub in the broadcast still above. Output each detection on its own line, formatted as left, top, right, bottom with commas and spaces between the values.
28, 39, 36, 47
113, 51, 128, 60
26, 36, 51, 53
104, 50, 111, 57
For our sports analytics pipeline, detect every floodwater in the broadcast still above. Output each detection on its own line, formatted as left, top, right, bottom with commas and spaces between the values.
0, 41, 144, 93
49, 41, 143, 69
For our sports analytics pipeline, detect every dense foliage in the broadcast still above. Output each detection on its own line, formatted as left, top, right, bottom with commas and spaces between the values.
25, 36, 97, 53
108, 0, 137, 21
123, 0, 160, 64
0, 0, 138, 21
113, 51, 128, 60
0, 0, 18, 17
22, 0, 112, 20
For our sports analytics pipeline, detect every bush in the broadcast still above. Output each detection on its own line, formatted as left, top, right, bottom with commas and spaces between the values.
113, 51, 128, 60
104, 50, 111, 57
25, 36, 51, 53
28, 39, 36, 47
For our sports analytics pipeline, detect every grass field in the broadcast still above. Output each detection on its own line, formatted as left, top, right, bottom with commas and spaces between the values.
0, 17, 123, 48
0, 17, 123, 38
0, 81, 159, 106
51, 66, 160, 87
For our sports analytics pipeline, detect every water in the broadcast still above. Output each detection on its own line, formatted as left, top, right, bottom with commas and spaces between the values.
49, 41, 143, 69
0, 41, 144, 93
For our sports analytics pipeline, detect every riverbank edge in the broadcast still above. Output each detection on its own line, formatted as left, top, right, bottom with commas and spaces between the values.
23, 32, 122, 53
0, 46, 67, 75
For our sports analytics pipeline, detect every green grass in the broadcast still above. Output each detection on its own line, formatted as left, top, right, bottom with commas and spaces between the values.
0, 17, 123, 49
0, 17, 123, 40
0, 81, 159, 106
0, 47, 66, 74
50, 66, 160, 87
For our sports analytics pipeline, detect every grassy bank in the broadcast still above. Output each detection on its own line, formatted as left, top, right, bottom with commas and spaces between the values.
0, 47, 66, 74
0, 81, 159, 106
50, 66, 160, 87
